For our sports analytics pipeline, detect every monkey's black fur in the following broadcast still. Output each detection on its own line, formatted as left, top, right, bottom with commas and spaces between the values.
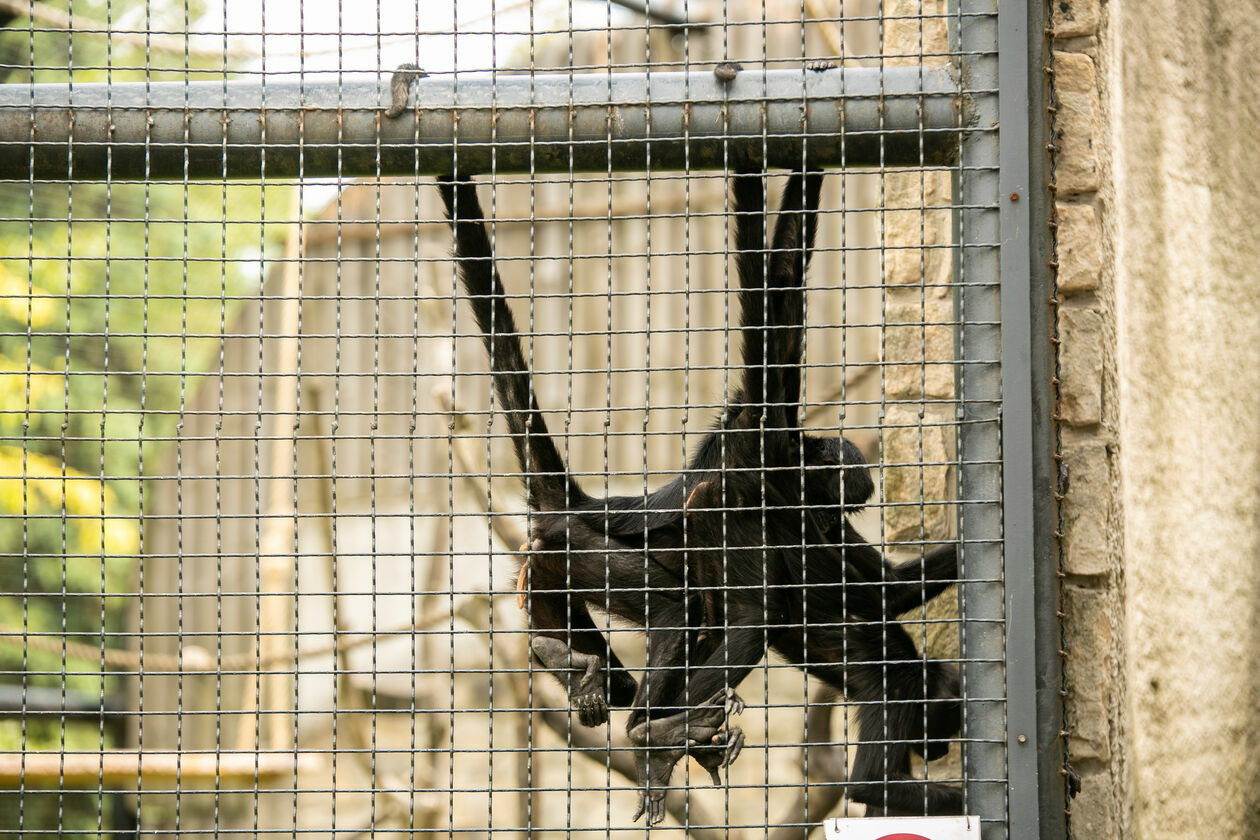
436, 173, 871, 721
437, 172, 961, 823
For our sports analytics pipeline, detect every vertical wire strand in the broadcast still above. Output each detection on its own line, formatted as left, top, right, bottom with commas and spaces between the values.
1045, 1, 1075, 831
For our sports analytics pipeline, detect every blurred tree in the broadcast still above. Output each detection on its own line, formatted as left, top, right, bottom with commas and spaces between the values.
0, 2, 283, 834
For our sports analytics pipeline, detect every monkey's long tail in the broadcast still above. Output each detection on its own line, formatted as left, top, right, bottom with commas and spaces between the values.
437, 176, 589, 512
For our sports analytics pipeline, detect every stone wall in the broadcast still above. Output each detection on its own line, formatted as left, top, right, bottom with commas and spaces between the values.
877, 1, 960, 667
1054, 0, 1260, 837
1049, 0, 1130, 836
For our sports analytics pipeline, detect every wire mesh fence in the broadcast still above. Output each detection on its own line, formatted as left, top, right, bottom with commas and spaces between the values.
0, 1, 1041, 837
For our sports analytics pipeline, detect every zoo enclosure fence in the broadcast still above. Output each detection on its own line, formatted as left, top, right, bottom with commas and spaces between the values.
0, 1, 1061, 838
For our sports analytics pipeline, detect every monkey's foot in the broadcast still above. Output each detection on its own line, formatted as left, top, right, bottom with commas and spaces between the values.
689, 687, 745, 784
807, 59, 838, 72
627, 690, 742, 825
385, 63, 428, 118
531, 636, 609, 727
632, 784, 667, 826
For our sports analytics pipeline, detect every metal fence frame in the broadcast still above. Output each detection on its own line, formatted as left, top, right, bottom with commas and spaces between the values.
0, 2, 1064, 836
957, 1, 1064, 837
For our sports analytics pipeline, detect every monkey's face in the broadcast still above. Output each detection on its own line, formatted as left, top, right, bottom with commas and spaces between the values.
802, 434, 874, 513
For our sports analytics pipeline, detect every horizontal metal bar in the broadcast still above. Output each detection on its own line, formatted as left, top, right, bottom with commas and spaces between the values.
607, 0, 706, 29
0, 67, 961, 180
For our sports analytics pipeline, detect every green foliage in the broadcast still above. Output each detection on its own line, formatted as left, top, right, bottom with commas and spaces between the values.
0, 2, 301, 834
0, 178, 286, 692
0, 0, 286, 766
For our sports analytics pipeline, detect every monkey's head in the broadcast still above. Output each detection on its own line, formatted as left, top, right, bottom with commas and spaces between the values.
802, 434, 874, 512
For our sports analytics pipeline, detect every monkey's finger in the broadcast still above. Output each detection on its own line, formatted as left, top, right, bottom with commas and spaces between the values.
577, 695, 608, 728
723, 727, 746, 767
514, 560, 530, 610
650, 794, 666, 826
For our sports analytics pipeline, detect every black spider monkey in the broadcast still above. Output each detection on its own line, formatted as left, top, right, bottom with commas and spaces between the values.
437, 170, 960, 823
393, 63, 960, 823
434, 171, 871, 724
391, 64, 868, 736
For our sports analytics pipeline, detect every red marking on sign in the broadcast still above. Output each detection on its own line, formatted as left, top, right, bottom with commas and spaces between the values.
874, 834, 934, 840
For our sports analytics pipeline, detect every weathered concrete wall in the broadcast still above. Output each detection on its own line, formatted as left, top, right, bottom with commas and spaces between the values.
1111, 1, 1260, 836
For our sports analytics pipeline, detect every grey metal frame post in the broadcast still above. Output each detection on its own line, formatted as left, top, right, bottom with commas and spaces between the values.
956, 1, 1060, 838
954, 0, 1010, 837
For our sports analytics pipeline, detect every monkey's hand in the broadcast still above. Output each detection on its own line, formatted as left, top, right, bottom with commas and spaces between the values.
689, 687, 746, 784
385, 63, 428, 118
530, 636, 610, 727
627, 690, 740, 824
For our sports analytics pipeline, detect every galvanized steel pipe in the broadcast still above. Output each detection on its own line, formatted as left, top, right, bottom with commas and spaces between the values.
0, 66, 961, 180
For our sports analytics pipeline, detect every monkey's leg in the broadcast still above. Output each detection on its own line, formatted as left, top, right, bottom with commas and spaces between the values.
916, 661, 961, 763
848, 690, 964, 816
627, 688, 742, 826
624, 619, 744, 788
808, 623, 963, 815
526, 580, 636, 727
627, 625, 762, 825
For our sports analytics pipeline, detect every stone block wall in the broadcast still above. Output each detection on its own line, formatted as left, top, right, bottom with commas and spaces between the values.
1049, 2, 1129, 835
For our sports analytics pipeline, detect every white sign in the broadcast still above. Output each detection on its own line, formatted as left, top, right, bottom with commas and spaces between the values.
824, 816, 981, 840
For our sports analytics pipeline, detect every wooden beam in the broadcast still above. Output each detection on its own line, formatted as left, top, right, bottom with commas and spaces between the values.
0, 752, 321, 788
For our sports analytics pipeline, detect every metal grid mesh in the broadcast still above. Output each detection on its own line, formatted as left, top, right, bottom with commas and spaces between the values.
0, 1, 1017, 837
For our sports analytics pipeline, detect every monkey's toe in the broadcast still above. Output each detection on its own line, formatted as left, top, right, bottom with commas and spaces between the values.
632, 788, 667, 825
720, 726, 745, 767
574, 690, 609, 727
713, 61, 742, 82
806, 59, 837, 72
385, 62, 428, 118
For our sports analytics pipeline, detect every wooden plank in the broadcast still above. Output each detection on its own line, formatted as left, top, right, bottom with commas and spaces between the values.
0, 752, 322, 788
